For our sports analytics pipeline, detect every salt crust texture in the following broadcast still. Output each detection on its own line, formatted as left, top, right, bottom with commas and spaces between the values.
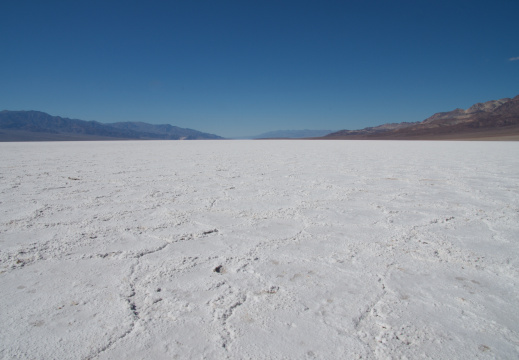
1, 140, 518, 359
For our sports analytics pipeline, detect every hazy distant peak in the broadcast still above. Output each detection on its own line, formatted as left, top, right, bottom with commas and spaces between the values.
252, 129, 335, 139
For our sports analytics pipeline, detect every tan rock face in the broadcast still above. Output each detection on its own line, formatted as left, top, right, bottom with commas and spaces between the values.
465, 98, 511, 114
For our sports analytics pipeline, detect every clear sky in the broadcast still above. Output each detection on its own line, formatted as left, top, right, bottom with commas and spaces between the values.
1, 0, 518, 138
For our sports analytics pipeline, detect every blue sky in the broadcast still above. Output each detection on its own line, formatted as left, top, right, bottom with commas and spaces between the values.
1, 0, 518, 138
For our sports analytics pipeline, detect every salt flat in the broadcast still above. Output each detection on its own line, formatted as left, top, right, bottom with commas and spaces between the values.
1, 140, 518, 359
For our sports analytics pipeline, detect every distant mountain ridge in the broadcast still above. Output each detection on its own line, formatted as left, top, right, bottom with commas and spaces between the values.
325, 95, 519, 140
0, 111, 223, 141
252, 129, 335, 139
106, 121, 222, 139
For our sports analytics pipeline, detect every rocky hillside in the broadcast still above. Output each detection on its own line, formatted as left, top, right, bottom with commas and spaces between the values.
326, 95, 519, 140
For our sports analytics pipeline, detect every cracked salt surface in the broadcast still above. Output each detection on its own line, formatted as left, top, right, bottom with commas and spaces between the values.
1, 140, 519, 359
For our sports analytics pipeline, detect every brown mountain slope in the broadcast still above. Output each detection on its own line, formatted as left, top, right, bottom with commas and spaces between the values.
325, 95, 519, 140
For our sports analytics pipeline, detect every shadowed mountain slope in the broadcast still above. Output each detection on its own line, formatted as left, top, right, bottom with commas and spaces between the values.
0, 111, 223, 141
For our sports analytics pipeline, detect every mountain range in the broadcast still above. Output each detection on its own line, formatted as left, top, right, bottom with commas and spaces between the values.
324, 95, 519, 140
2, 95, 518, 142
0, 111, 223, 141
250, 129, 335, 139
